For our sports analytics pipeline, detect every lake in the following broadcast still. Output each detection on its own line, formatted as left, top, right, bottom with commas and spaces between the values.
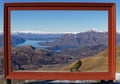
16, 39, 55, 49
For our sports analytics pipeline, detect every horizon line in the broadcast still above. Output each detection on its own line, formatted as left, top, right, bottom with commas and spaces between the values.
0, 29, 108, 34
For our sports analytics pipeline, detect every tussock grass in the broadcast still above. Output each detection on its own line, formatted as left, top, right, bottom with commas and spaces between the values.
62, 46, 120, 72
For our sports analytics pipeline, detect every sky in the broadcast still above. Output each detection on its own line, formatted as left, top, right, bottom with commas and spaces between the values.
11, 11, 108, 33
0, 0, 120, 33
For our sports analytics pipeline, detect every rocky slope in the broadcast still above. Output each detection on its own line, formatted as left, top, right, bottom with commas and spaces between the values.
0, 44, 107, 74
60, 44, 107, 59
50, 30, 108, 49
50, 30, 120, 51
10, 46, 73, 71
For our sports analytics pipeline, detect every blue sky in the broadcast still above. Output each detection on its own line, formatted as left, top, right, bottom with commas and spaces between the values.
0, 0, 120, 33
11, 11, 108, 33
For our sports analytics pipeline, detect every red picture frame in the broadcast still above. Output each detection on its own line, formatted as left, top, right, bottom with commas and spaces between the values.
4, 2, 116, 80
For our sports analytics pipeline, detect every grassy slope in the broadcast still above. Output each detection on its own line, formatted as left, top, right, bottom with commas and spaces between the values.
62, 46, 120, 72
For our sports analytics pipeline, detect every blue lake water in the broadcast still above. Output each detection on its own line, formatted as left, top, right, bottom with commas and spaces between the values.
16, 39, 55, 49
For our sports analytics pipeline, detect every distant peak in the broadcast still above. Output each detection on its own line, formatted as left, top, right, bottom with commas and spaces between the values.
11, 31, 79, 34
87, 29, 107, 33
10, 29, 107, 35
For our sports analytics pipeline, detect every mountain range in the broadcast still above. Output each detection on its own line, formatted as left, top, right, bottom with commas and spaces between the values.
0, 33, 63, 46
11, 32, 63, 40
48, 30, 120, 51
0, 35, 25, 46
1, 30, 120, 47
0, 30, 120, 74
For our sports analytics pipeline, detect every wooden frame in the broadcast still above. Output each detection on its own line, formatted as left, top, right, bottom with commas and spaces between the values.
4, 2, 116, 80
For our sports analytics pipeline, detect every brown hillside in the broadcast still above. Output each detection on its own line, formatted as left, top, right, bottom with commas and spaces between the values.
62, 46, 120, 72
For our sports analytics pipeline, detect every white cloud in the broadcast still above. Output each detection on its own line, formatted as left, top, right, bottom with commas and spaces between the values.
11, 30, 79, 34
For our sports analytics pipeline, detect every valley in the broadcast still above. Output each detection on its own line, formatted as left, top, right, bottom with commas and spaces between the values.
0, 30, 120, 74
